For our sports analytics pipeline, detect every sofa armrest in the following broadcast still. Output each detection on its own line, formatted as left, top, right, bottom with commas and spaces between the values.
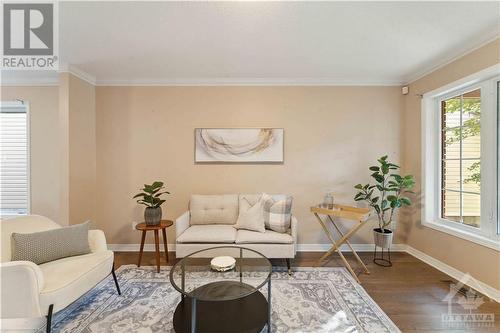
0, 261, 44, 318
291, 215, 298, 252
88, 229, 108, 253
176, 211, 190, 239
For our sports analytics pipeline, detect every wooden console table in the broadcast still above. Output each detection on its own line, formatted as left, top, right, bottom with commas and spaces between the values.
310, 205, 371, 283
136, 220, 173, 273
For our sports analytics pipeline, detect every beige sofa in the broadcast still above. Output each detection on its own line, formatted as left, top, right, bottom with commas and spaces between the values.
0, 215, 120, 333
175, 194, 297, 272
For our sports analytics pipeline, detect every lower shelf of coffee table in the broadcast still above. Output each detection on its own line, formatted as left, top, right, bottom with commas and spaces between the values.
173, 284, 269, 333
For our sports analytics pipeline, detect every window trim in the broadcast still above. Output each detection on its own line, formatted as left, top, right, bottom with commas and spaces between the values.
421, 64, 500, 251
0, 101, 31, 218
498, 80, 500, 235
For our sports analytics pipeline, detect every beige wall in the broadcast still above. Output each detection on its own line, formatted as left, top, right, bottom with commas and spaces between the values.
2, 40, 498, 292
58, 74, 70, 225
58, 73, 97, 226
1, 73, 96, 226
67, 75, 96, 225
1, 86, 60, 222
95, 86, 403, 245
401, 39, 500, 290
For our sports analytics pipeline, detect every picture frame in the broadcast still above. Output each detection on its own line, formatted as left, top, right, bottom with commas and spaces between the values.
194, 128, 284, 163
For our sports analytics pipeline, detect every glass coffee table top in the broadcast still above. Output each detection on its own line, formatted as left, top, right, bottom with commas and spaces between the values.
169, 246, 272, 302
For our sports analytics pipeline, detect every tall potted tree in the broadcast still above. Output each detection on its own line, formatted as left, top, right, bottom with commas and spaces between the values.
354, 156, 415, 249
133, 181, 170, 225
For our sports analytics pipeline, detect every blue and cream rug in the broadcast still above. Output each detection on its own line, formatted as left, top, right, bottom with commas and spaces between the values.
44, 266, 400, 333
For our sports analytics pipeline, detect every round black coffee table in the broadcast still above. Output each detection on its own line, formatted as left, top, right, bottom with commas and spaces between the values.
169, 246, 272, 333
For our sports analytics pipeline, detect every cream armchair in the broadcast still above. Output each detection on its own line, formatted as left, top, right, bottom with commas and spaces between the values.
0, 215, 120, 333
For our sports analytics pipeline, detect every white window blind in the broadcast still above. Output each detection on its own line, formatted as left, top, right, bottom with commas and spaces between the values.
0, 103, 29, 217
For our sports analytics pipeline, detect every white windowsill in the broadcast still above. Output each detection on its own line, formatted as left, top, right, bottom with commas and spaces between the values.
422, 219, 500, 251
0, 213, 28, 220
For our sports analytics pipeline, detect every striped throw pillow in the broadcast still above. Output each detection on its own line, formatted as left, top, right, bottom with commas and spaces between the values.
262, 193, 293, 233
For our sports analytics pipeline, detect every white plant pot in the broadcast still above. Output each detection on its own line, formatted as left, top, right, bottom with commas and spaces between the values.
373, 228, 393, 249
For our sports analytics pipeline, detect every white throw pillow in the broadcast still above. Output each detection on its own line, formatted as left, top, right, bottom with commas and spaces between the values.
235, 196, 266, 233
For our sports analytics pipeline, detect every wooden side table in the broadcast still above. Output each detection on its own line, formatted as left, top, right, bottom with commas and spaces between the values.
136, 220, 174, 273
310, 204, 371, 283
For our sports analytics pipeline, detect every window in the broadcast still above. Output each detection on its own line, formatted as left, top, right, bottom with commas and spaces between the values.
422, 65, 499, 250
0, 102, 30, 217
441, 89, 481, 227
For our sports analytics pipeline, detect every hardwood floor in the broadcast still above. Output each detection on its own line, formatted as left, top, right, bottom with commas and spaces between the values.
114, 251, 500, 333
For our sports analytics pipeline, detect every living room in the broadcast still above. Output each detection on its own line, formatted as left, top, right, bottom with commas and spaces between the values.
1, 1, 499, 332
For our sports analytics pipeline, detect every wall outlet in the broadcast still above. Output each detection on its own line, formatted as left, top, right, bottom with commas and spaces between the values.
132, 221, 138, 230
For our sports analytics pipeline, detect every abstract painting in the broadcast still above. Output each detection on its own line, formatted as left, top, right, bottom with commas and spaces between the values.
195, 128, 284, 163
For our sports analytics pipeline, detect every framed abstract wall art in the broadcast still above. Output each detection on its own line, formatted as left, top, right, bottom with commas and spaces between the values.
195, 128, 284, 163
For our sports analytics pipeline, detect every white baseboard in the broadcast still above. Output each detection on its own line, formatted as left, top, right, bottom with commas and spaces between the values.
109, 244, 176, 252
296, 243, 407, 252
108, 242, 499, 302
108, 243, 407, 253
405, 245, 500, 303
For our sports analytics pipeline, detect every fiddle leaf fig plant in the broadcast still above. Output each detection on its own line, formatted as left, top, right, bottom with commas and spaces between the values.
133, 181, 170, 208
354, 156, 415, 232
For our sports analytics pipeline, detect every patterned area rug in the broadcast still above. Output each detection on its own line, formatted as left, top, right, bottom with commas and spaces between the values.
46, 266, 400, 333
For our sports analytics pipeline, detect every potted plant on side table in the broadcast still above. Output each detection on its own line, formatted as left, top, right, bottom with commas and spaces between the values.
133, 181, 170, 225
354, 155, 415, 266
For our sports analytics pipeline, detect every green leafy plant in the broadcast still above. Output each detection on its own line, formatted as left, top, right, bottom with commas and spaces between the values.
133, 181, 170, 208
354, 156, 415, 232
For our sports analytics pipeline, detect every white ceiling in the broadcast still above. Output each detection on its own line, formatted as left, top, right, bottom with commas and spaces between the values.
3, 1, 500, 85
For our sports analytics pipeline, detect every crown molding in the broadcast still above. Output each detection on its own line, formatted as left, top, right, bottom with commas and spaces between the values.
0, 75, 59, 86
404, 28, 500, 85
58, 64, 97, 86
94, 77, 403, 87
3, 29, 497, 88
2, 71, 403, 87
1, 64, 97, 87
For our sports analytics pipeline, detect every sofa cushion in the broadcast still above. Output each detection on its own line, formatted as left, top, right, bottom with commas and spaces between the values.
11, 222, 91, 265
262, 193, 293, 233
39, 250, 113, 313
190, 194, 239, 225
177, 225, 237, 243
39, 250, 112, 293
235, 195, 265, 233
236, 229, 293, 244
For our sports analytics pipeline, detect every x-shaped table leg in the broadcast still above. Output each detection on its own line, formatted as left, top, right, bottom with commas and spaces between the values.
313, 213, 369, 283
327, 215, 370, 274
